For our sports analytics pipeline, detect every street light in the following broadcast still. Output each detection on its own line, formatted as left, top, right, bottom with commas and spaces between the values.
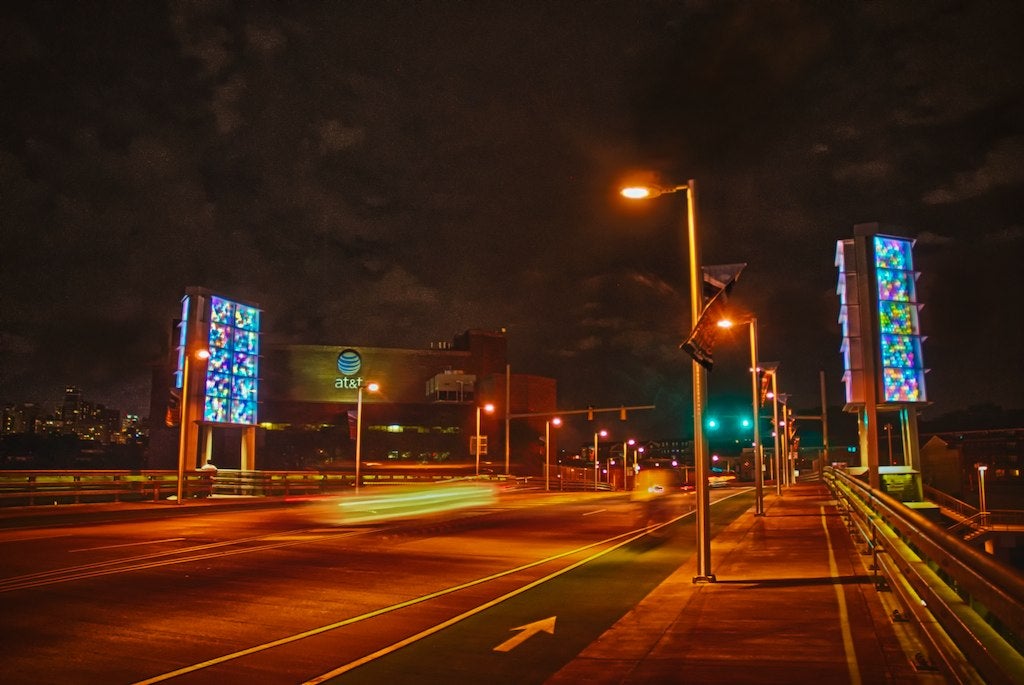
623, 438, 635, 490
545, 417, 562, 491
355, 381, 379, 491
176, 347, 210, 504
593, 429, 607, 491
621, 179, 714, 582
779, 399, 793, 486
884, 423, 895, 465
717, 317, 764, 516
978, 464, 989, 519
476, 403, 495, 476
761, 364, 783, 496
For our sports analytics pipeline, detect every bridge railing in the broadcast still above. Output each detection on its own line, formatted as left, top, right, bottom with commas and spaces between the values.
825, 466, 1024, 685
0, 470, 214, 505
0, 468, 533, 506
924, 483, 978, 520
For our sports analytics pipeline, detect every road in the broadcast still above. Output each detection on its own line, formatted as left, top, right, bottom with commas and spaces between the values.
0, 486, 753, 684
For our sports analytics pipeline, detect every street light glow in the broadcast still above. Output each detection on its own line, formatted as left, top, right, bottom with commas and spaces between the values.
619, 183, 687, 200
620, 186, 654, 199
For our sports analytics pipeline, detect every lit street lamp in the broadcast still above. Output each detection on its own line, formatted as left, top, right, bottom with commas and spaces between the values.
476, 403, 495, 476
355, 381, 379, 491
779, 399, 793, 486
761, 363, 783, 496
176, 346, 210, 504
717, 317, 764, 516
545, 417, 562, 491
978, 464, 989, 520
623, 438, 635, 490
621, 179, 714, 582
593, 429, 607, 491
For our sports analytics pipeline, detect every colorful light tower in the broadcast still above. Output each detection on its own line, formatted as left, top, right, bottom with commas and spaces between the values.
836, 224, 927, 488
175, 287, 262, 491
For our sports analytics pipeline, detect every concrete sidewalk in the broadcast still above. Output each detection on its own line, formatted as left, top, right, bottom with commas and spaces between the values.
548, 481, 942, 685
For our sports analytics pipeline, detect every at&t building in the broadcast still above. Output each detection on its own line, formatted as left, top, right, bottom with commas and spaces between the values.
149, 287, 556, 473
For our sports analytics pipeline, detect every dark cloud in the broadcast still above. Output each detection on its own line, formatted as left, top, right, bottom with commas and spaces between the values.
1, 1, 1022, 435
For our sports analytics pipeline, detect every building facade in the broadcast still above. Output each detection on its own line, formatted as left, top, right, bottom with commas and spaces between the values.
148, 328, 557, 472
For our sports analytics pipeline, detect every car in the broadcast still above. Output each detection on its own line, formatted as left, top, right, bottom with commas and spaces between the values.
708, 471, 738, 487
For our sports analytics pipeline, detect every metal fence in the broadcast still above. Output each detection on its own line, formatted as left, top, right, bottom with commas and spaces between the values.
0, 468, 535, 506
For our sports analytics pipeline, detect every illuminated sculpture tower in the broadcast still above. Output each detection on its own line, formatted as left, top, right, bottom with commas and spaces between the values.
836, 224, 927, 489
176, 287, 261, 473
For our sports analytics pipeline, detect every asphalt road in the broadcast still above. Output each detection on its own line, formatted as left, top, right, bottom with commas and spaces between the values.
0, 486, 753, 684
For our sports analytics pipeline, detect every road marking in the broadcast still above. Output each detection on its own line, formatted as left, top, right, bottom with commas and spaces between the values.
821, 505, 862, 685
582, 508, 606, 517
493, 616, 557, 652
69, 538, 185, 552
132, 523, 660, 685
135, 494, 763, 685
299, 515, 696, 684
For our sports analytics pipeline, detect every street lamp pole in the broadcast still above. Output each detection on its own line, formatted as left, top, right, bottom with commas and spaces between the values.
765, 366, 782, 496
747, 320, 764, 516
978, 464, 988, 519
176, 346, 209, 504
476, 403, 495, 476
885, 423, 894, 465
593, 430, 606, 491
621, 178, 713, 581
623, 439, 634, 490
779, 402, 790, 487
355, 381, 379, 492
717, 317, 764, 516
545, 417, 561, 491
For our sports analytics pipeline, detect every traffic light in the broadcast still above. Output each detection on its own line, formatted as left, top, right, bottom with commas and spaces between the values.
619, 406, 627, 421
587, 406, 594, 421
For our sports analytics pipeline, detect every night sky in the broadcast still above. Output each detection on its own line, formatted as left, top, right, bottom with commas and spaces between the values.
2, 2, 1022, 440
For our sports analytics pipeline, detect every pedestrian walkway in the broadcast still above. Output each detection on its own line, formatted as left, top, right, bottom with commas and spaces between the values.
548, 481, 943, 685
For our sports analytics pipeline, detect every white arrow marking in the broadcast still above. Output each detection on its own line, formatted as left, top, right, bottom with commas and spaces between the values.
493, 616, 557, 652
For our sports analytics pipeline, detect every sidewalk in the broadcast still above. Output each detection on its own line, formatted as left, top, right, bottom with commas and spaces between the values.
548, 481, 940, 685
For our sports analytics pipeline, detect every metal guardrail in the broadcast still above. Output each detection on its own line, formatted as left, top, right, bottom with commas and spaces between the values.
825, 466, 1024, 685
0, 470, 214, 505
925, 484, 980, 520
0, 468, 538, 505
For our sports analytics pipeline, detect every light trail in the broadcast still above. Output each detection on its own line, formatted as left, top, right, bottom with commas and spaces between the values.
0, 526, 371, 592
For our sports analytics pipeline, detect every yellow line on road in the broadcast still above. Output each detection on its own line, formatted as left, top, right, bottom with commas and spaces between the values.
130, 525, 658, 685
821, 504, 862, 685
